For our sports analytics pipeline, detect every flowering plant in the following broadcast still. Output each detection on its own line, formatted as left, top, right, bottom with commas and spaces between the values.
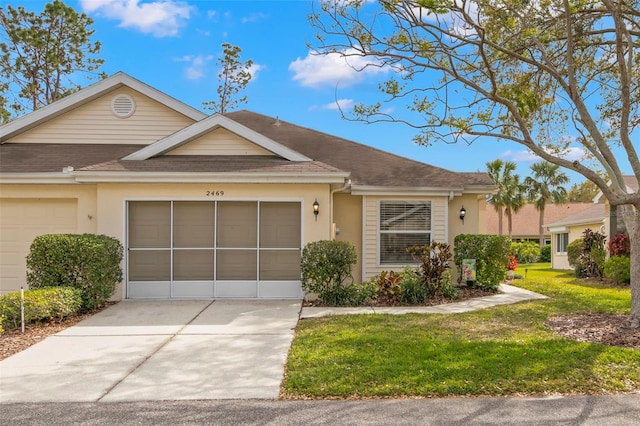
507, 255, 518, 271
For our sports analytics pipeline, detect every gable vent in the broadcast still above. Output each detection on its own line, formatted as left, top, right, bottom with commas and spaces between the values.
111, 94, 136, 118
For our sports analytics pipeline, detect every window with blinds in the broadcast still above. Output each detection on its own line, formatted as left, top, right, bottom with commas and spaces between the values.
379, 201, 432, 264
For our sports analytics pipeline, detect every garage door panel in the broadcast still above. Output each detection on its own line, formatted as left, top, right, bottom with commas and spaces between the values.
0, 198, 77, 294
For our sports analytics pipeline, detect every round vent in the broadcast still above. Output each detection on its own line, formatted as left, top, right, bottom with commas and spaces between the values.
111, 94, 136, 118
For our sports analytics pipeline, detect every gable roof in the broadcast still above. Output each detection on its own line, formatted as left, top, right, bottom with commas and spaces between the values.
0, 72, 207, 142
543, 203, 605, 229
123, 113, 311, 162
225, 110, 495, 192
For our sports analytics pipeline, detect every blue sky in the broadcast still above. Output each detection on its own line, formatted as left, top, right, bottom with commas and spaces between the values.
4, 0, 633, 184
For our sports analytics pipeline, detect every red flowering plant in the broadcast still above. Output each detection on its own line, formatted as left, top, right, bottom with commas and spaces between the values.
507, 255, 518, 271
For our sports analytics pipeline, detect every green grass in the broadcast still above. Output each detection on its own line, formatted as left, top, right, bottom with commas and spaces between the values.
283, 264, 638, 398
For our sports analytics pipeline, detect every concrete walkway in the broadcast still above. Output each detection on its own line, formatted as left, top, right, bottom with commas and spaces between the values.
0, 300, 301, 403
300, 283, 547, 319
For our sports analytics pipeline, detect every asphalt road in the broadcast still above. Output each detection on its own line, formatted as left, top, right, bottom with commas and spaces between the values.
1, 395, 639, 425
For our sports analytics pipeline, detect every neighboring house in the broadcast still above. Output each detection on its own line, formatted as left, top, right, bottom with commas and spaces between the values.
485, 203, 596, 244
0, 72, 495, 300
545, 176, 638, 270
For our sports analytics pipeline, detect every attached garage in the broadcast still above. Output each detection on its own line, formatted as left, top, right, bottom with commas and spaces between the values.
127, 200, 302, 299
0, 198, 77, 294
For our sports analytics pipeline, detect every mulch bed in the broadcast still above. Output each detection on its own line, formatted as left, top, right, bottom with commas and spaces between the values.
545, 313, 640, 350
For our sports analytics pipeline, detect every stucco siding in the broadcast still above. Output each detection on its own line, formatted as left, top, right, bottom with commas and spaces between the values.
7, 87, 194, 145
166, 128, 275, 156
333, 193, 363, 283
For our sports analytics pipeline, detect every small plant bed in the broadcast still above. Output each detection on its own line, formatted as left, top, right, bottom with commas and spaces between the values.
303, 285, 499, 307
546, 313, 640, 350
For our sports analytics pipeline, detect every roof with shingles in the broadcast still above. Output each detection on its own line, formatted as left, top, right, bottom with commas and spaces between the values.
225, 110, 494, 189
543, 203, 606, 228
486, 203, 597, 237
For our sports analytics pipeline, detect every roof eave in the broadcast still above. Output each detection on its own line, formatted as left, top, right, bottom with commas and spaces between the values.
350, 185, 465, 196
0, 173, 78, 184
72, 171, 349, 184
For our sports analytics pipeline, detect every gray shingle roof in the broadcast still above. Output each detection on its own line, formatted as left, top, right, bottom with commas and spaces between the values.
225, 110, 494, 189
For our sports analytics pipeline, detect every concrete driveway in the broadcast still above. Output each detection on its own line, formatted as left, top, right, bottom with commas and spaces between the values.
0, 300, 302, 403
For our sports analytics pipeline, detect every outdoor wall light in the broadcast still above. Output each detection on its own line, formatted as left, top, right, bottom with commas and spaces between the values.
459, 206, 466, 224
313, 199, 320, 221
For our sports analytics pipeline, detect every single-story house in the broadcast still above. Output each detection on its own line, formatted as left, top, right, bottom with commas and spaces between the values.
486, 202, 596, 244
0, 72, 495, 300
545, 176, 638, 270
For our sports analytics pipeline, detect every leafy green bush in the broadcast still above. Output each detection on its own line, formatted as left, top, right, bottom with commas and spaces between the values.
398, 266, 427, 305
567, 229, 606, 278
301, 240, 358, 305
567, 238, 584, 268
539, 244, 551, 262
439, 269, 459, 300
454, 234, 511, 290
26, 234, 123, 310
510, 240, 540, 263
0, 287, 83, 330
604, 256, 631, 285
407, 242, 454, 296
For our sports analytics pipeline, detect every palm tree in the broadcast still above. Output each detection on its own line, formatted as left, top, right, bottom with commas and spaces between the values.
486, 159, 524, 238
525, 162, 569, 248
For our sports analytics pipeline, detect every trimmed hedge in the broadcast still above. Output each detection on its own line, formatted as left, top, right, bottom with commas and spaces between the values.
454, 234, 511, 290
604, 256, 631, 285
0, 287, 83, 330
26, 234, 123, 310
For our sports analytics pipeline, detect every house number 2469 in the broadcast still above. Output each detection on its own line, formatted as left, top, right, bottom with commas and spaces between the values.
205, 190, 225, 196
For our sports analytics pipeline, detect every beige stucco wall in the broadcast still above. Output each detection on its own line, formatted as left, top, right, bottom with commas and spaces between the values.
333, 193, 363, 283
0, 184, 98, 233
551, 221, 603, 270
448, 194, 486, 242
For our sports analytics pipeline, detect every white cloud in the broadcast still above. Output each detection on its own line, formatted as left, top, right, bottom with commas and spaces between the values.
80, 0, 192, 37
241, 12, 268, 24
173, 54, 213, 80
289, 49, 388, 88
323, 99, 354, 110
500, 146, 588, 162
248, 63, 265, 81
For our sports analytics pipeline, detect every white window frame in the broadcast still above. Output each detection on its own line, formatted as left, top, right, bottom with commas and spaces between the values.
555, 233, 569, 254
378, 200, 432, 266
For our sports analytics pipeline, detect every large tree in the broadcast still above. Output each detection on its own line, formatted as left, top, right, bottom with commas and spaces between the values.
486, 159, 517, 237
525, 162, 569, 248
310, 0, 640, 327
0, 0, 105, 122
203, 43, 253, 114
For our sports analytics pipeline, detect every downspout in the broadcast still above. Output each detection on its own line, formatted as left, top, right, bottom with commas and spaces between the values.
330, 178, 351, 239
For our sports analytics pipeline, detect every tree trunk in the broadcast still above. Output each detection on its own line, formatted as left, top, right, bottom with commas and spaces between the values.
539, 206, 545, 248
498, 207, 504, 236
628, 210, 639, 328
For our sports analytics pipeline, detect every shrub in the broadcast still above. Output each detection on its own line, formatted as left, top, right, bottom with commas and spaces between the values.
608, 234, 630, 257
26, 234, 123, 310
374, 271, 403, 305
439, 269, 459, 300
301, 240, 358, 305
568, 229, 606, 278
604, 256, 631, 285
0, 287, 83, 330
510, 240, 540, 263
407, 242, 453, 296
454, 234, 511, 290
567, 238, 584, 268
398, 267, 427, 305
539, 244, 551, 262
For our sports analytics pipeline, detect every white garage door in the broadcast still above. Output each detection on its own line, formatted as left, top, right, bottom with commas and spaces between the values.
127, 201, 302, 299
0, 198, 77, 294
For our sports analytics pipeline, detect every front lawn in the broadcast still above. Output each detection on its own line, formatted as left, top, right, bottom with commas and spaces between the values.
282, 265, 639, 398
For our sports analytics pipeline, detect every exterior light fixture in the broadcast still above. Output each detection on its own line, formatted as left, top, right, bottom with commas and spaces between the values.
459, 206, 466, 223
313, 199, 320, 221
